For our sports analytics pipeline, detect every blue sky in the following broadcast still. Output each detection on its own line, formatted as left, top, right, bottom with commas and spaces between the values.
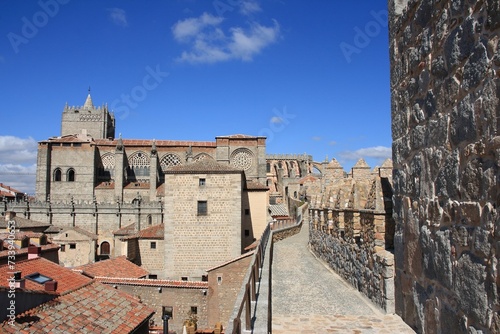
0, 0, 391, 194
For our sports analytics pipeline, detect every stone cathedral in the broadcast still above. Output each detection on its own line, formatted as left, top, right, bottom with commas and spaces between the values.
31, 92, 270, 280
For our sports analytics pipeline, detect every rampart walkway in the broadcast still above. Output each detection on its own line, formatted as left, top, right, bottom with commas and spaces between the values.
271, 222, 415, 333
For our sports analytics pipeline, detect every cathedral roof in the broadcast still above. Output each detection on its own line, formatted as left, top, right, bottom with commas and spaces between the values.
94, 138, 216, 147
164, 159, 243, 174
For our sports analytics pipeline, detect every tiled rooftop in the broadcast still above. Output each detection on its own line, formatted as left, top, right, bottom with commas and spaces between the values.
113, 223, 136, 236
0, 257, 91, 294
122, 224, 164, 240
269, 204, 289, 217
246, 180, 269, 191
96, 277, 209, 289
165, 159, 243, 174
55, 226, 98, 240
74, 256, 149, 279
0, 243, 59, 260
0, 183, 24, 194
0, 216, 51, 229
1, 281, 155, 333
44, 133, 93, 143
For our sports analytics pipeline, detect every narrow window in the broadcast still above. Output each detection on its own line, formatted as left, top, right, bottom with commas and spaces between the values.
54, 168, 62, 182
217, 275, 222, 285
150, 241, 157, 249
197, 201, 207, 215
190, 306, 197, 315
67, 168, 75, 182
60, 244, 65, 252
69, 243, 76, 249
199, 178, 206, 186
245, 229, 250, 237
245, 209, 250, 215
149, 274, 158, 279
181, 276, 188, 281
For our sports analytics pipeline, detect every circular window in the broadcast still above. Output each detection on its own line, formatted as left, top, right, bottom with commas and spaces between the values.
230, 149, 253, 171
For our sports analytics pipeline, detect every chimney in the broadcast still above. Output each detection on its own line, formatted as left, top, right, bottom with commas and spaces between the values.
13, 271, 25, 289
28, 245, 41, 259
5, 211, 16, 221
44, 280, 57, 292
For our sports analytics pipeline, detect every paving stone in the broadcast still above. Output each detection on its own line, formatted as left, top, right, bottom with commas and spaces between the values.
271, 219, 415, 333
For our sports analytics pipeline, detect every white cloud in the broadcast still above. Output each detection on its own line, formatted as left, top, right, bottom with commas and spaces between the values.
0, 136, 37, 164
172, 13, 280, 64
239, 1, 261, 15
312, 136, 321, 141
338, 146, 392, 162
329, 141, 337, 146
0, 136, 38, 194
172, 13, 223, 41
108, 8, 128, 27
270, 116, 283, 124
0, 164, 36, 195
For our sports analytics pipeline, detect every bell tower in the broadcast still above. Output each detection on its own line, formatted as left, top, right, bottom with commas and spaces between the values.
61, 88, 115, 139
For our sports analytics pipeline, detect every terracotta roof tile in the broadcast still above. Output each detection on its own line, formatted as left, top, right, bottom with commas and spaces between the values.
0, 257, 91, 294
122, 224, 164, 240
94, 138, 217, 147
0, 243, 59, 260
269, 204, 289, 217
0, 183, 24, 194
73, 256, 149, 279
0, 216, 51, 229
56, 226, 98, 240
1, 281, 154, 333
246, 180, 268, 191
96, 277, 209, 289
113, 223, 136, 236
165, 159, 243, 174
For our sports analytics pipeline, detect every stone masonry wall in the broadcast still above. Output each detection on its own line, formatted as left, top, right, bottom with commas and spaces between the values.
390, 1, 500, 333
108, 283, 207, 333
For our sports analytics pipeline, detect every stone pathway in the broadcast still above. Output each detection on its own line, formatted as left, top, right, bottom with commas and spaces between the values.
271, 222, 415, 333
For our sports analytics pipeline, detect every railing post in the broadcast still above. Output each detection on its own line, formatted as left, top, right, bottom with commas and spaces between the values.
245, 284, 251, 330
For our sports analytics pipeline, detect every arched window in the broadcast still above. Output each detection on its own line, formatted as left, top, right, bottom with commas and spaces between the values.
100, 241, 110, 255
54, 168, 62, 182
67, 168, 75, 182
148, 214, 152, 225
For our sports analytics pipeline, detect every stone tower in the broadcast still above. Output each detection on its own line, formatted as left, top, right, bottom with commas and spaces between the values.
61, 90, 115, 139
390, 1, 500, 333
